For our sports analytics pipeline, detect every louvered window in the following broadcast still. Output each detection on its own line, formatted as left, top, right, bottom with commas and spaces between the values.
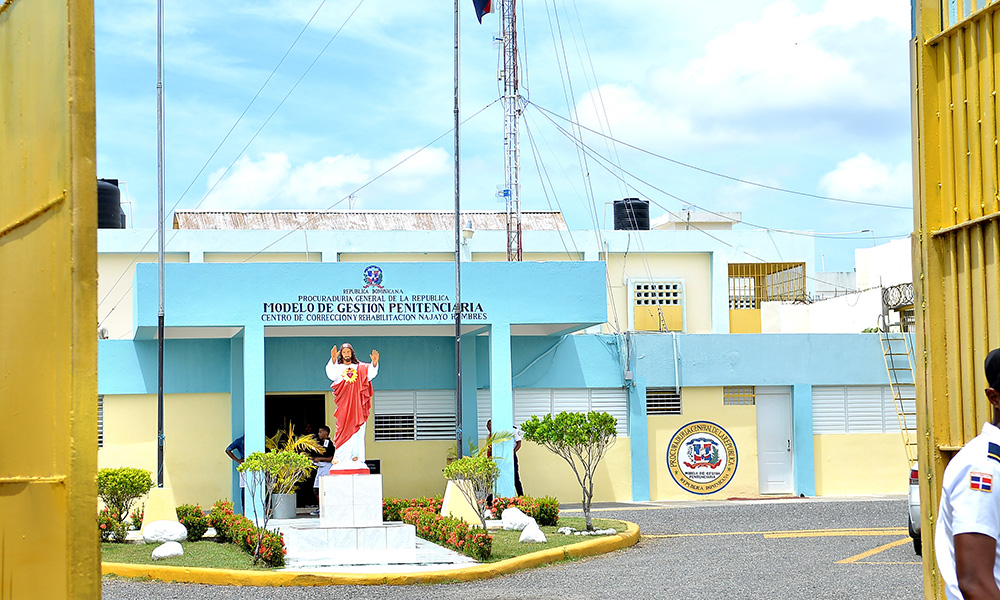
479, 388, 629, 437
373, 390, 456, 441
98, 395, 104, 448
812, 386, 910, 434
646, 387, 681, 415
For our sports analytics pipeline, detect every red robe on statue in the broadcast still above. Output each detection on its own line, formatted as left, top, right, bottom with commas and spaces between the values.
331, 363, 374, 449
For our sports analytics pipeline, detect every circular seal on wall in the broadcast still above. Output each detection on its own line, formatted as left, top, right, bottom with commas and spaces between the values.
666, 421, 738, 495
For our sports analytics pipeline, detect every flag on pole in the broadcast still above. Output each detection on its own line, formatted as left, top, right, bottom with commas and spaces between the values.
473, 0, 492, 23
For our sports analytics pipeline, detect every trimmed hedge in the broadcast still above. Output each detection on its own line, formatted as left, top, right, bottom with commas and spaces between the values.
208, 500, 286, 567
382, 496, 443, 522
176, 504, 209, 542
400, 506, 492, 561
490, 496, 560, 526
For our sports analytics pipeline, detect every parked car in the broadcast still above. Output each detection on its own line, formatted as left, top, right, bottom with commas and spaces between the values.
908, 462, 921, 555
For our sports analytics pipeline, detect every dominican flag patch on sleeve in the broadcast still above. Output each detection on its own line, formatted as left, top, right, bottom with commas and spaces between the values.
971, 472, 994, 492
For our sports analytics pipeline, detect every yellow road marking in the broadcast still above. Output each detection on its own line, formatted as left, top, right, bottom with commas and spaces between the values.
642, 527, 907, 539
836, 537, 913, 564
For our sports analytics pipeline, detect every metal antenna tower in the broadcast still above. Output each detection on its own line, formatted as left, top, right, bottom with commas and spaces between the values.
499, 0, 522, 261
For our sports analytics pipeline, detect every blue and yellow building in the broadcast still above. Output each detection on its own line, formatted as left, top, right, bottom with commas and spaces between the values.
96, 209, 910, 511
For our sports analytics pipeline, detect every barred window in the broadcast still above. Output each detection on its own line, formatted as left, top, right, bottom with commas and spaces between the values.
728, 263, 806, 309
373, 390, 456, 441
98, 395, 104, 448
723, 386, 756, 406
646, 388, 681, 415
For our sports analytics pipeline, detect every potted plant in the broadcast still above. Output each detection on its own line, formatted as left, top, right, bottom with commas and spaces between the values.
239, 450, 314, 525
265, 426, 322, 519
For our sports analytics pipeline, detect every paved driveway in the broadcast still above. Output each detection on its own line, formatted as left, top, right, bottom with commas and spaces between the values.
102, 496, 923, 599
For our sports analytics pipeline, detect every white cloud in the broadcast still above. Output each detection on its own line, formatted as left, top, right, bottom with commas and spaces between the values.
818, 153, 911, 205
200, 147, 450, 210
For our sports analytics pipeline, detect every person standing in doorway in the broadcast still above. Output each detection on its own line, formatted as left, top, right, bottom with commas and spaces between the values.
225, 435, 245, 512
936, 348, 1000, 599
325, 343, 379, 464
311, 425, 335, 516
513, 423, 524, 497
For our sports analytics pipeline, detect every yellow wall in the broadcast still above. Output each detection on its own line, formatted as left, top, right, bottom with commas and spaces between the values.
813, 434, 908, 495
99, 394, 232, 509
729, 309, 762, 333
1, 0, 99, 595
647, 387, 760, 500
635, 305, 683, 332
339, 252, 454, 262
516, 440, 632, 503
204, 252, 321, 263
603, 253, 713, 333
98, 253, 188, 339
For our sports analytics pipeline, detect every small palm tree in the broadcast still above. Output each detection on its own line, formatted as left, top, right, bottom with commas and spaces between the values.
265, 425, 323, 494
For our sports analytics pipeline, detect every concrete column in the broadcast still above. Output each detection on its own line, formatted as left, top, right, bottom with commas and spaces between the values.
230, 332, 245, 513
628, 375, 650, 501
242, 324, 267, 522
792, 383, 816, 497
461, 334, 479, 454
489, 323, 515, 497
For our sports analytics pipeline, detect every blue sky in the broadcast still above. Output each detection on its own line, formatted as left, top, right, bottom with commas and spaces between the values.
95, 0, 913, 271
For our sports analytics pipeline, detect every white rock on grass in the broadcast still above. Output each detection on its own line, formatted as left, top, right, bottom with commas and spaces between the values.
143, 520, 187, 544
151, 541, 183, 560
519, 521, 547, 543
500, 507, 534, 531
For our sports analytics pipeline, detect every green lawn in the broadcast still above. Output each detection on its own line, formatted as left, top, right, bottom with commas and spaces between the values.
485, 517, 627, 562
102, 517, 627, 571
101, 540, 273, 570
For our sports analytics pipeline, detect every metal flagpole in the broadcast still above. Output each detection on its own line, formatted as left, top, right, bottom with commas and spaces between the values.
156, 0, 166, 488
453, 0, 464, 459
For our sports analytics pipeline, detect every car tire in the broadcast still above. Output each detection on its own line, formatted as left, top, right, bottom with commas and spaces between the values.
909, 514, 922, 556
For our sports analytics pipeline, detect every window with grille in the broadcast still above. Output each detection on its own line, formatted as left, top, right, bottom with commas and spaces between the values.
646, 388, 681, 415
812, 385, 914, 434
633, 281, 682, 306
728, 263, 806, 309
373, 390, 456, 441
479, 388, 629, 437
723, 386, 756, 406
98, 395, 104, 448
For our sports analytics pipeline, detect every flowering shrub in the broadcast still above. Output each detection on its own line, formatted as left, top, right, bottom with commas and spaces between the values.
129, 504, 144, 530
98, 507, 128, 543
97, 467, 154, 519
382, 496, 444, 522
176, 504, 209, 542
490, 496, 560, 526
400, 506, 492, 562
208, 499, 286, 567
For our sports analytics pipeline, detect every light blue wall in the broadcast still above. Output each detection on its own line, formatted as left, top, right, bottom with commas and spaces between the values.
98, 339, 231, 394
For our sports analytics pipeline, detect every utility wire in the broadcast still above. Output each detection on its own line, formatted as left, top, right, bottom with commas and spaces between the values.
529, 102, 912, 211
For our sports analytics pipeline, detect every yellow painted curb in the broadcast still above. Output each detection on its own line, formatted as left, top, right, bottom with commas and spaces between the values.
102, 520, 640, 586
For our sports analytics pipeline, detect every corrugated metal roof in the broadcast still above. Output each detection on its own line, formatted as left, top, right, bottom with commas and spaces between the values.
173, 210, 568, 231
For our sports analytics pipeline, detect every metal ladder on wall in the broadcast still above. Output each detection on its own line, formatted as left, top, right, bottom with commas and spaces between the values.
878, 313, 918, 464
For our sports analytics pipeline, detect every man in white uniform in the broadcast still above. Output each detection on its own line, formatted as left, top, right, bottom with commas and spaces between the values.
936, 347, 1000, 599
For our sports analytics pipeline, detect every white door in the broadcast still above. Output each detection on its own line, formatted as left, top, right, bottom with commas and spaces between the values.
756, 386, 794, 494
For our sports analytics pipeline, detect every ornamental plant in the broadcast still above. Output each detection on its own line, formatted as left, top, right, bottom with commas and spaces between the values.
238, 451, 309, 564
97, 467, 154, 519
264, 425, 321, 494
129, 504, 144, 530
443, 453, 499, 531
521, 411, 617, 531
207, 499, 286, 567
490, 495, 560, 526
176, 504, 208, 542
97, 507, 127, 543
400, 506, 492, 561
382, 496, 443, 522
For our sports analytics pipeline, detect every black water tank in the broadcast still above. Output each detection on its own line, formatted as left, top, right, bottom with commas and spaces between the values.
98, 178, 124, 229
613, 198, 649, 230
